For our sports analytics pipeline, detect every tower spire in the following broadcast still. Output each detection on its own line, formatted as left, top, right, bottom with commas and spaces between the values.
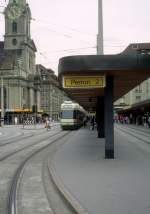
97, 0, 103, 55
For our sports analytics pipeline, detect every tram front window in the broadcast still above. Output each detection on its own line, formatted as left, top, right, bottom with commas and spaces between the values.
62, 110, 73, 119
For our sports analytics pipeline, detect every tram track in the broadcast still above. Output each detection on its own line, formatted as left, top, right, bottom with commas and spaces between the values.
125, 124, 150, 134
7, 131, 81, 214
0, 126, 88, 214
8, 131, 69, 214
116, 124, 150, 137
0, 132, 34, 147
0, 123, 59, 147
115, 124, 150, 144
0, 130, 26, 145
0, 127, 61, 213
0, 129, 61, 161
47, 158, 89, 214
0, 124, 60, 160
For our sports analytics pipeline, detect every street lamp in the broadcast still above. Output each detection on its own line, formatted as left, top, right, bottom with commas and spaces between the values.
97, 0, 103, 55
0, 77, 4, 126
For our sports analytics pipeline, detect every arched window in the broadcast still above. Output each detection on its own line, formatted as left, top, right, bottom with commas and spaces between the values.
12, 22, 17, 33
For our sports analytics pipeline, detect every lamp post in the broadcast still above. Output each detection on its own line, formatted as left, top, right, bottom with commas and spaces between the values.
1, 77, 4, 126
97, 0, 103, 55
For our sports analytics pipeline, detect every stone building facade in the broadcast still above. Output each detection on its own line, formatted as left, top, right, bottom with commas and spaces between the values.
114, 44, 150, 124
115, 43, 150, 111
36, 64, 68, 121
0, 0, 40, 124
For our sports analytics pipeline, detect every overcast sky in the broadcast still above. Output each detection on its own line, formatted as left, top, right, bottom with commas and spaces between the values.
0, 0, 150, 75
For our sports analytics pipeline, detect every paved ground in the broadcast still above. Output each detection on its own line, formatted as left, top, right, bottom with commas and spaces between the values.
53, 125, 150, 214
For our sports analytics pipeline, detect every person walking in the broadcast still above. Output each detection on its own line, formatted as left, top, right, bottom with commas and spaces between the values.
83, 117, 87, 127
45, 118, 51, 130
91, 116, 95, 130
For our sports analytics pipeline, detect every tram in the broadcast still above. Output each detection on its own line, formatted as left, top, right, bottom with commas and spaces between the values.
60, 101, 87, 130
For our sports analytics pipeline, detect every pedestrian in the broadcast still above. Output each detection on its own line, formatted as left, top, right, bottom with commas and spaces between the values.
45, 118, 51, 130
83, 117, 87, 127
14, 116, 18, 125
91, 116, 95, 130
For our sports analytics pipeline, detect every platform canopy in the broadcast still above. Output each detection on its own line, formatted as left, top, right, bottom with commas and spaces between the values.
58, 43, 150, 111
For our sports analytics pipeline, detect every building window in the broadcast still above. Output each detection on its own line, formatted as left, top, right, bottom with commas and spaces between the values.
23, 88, 26, 99
34, 90, 37, 103
135, 85, 142, 93
12, 38, 17, 45
12, 22, 17, 33
136, 96, 141, 101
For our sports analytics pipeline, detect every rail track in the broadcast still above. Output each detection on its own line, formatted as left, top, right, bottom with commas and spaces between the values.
0, 125, 60, 213
0, 125, 86, 214
0, 129, 61, 161
7, 130, 85, 214
115, 124, 150, 145
8, 131, 70, 214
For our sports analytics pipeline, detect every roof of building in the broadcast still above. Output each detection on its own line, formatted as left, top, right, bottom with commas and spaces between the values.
123, 43, 150, 54
36, 64, 59, 86
22, 39, 37, 52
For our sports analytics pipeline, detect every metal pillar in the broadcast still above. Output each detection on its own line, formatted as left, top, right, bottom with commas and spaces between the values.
1, 77, 4, 126
97, 0, 103, 55
104, 76, 114, 159
96, 96, 104, 138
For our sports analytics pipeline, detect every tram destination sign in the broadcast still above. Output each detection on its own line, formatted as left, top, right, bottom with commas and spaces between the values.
63, 76, 105, 88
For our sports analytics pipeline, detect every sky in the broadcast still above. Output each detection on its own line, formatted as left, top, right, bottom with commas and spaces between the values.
0, 0, 150, 75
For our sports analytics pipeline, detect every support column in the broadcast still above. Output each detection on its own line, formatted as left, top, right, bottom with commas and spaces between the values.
1, 78, 4, 126
104, 76, 114, 159
97, 0, 103, 55
96, 96, 104, 138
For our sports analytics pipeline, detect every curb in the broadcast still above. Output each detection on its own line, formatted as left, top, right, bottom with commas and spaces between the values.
48, 159, 89, 214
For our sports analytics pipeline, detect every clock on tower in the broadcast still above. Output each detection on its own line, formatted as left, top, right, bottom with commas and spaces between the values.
7, 4, 22, 20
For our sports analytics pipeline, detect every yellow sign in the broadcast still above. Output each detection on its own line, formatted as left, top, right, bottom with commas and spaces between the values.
63, 76, 105, 88
14, 108, 32, 112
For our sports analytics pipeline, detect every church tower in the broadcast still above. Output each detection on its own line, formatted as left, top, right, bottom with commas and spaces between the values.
4, 0, 36, 76
0, 0, 40, 122
4, 0, 31, 50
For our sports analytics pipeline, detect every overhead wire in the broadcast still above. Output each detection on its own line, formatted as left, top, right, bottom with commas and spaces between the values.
41, 46, 97, 54
0, 2, 128, 70
37, 45, 97, 69
31, 17, 97, 38
31, 17, 98, 47
31, 17, 132, 45
31, 17, 130, 50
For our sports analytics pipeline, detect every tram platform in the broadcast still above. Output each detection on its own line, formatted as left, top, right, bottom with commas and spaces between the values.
52, 124, 150, 214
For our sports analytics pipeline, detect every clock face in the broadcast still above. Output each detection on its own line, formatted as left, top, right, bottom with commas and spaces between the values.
7, 5, 22, 20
